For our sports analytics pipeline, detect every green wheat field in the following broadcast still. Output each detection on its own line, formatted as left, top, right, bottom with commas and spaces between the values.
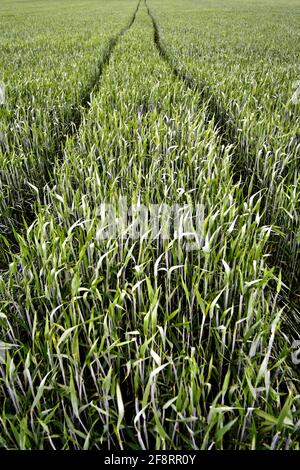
0, 0, 300, 450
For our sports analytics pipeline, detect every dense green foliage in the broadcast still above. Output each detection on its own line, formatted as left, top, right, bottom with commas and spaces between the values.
0, 0, 299, 450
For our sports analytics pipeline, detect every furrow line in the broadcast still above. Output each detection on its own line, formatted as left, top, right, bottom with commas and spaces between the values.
145, 0, 300, 335
0, 0, 141, 270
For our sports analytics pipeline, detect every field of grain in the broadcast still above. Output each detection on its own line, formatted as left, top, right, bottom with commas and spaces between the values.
0, 0, 299, 450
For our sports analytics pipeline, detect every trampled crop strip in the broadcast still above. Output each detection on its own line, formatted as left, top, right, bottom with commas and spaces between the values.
72, 0, 141, 125
145, 0, 248, 183
145, 0, 266, 197
47, 0, 142, 173
0, 0, 141, 270
145, 0, 300, 319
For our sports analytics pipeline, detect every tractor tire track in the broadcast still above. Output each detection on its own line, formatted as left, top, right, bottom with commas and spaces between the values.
145, 0, 300, 337
69, 0, 141, 135
37, 0, 141, 183
0, 0, 141, 271
145, 0, 258, 191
